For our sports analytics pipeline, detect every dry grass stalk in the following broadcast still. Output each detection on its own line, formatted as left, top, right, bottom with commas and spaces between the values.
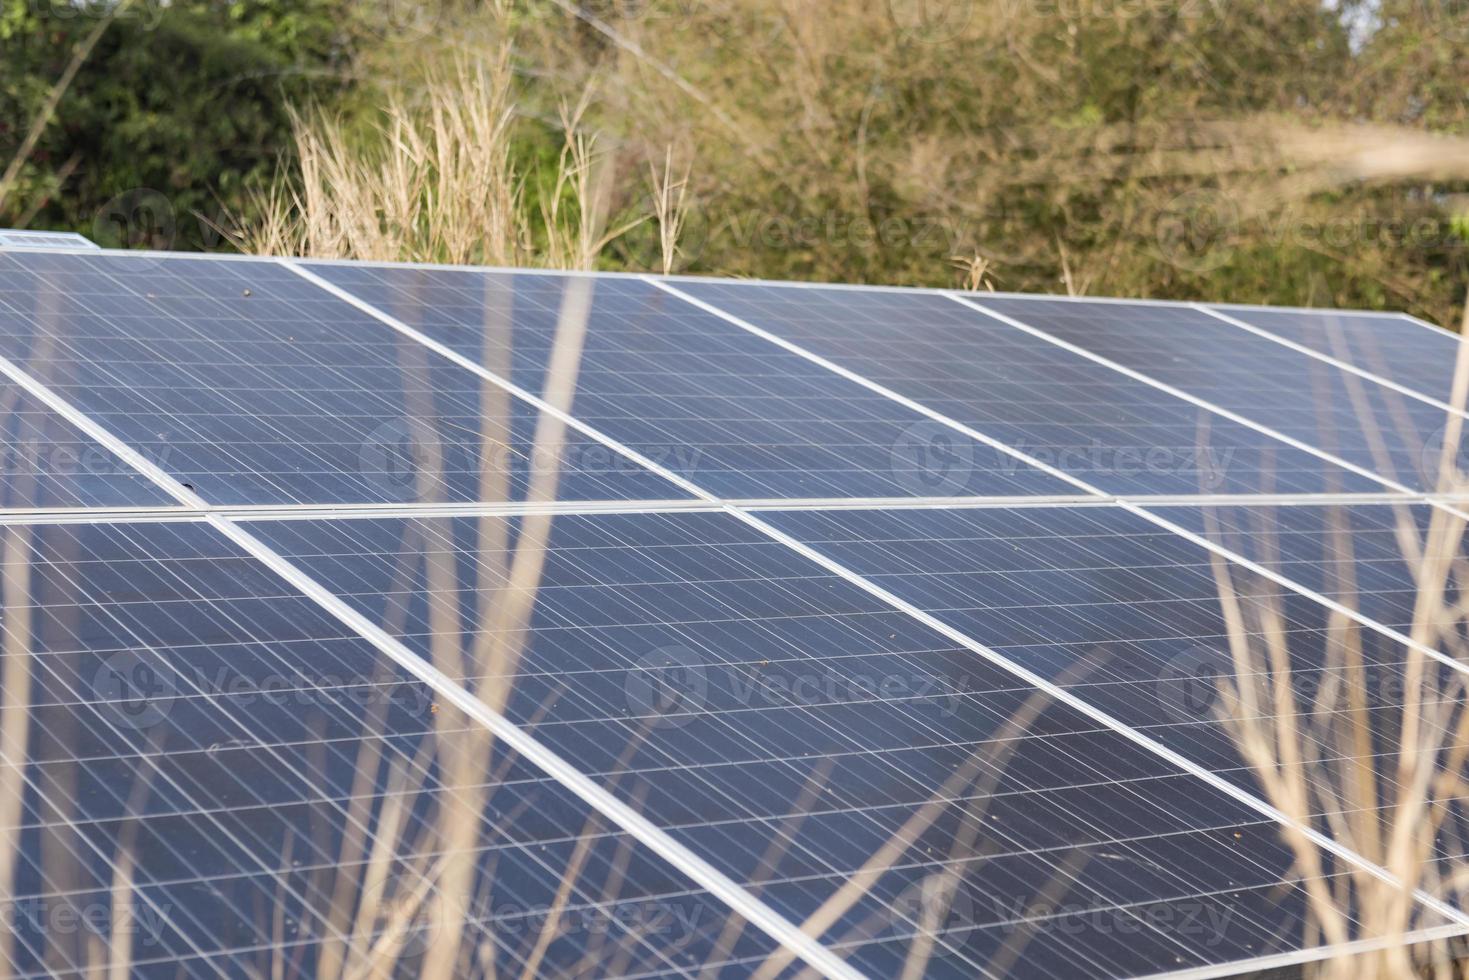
1208, 296, 1469, 980
233, 51, 688, 965
753, 655, 1113, 980
241, 52, 526, 266
0, 525, 35, 977
649, 146, 693, 275
538, 93, 649, 271
320, 277, 601, 980
951, 251, 999, 292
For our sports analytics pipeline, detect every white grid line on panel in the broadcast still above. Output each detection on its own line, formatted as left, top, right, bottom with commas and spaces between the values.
1194, 303, 1469, 421
947, 292, 1416, 496
207, 497, 719, 521
7, 490, 1456, 525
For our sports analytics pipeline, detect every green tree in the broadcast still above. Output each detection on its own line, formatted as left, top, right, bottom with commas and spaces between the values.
0, 0, 354, 249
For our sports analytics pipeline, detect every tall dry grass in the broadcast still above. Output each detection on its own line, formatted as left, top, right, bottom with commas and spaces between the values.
243, 52, 525, 267
239, 44, 670, 272
1203, 296, 1469, 980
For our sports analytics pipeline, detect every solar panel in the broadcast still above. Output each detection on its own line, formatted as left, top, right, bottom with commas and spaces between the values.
240, 509, 1348, 976
298, 263, 1079, 501
1, 519, 784, 979
0, 230, 99, 251
1211, 306, 1465, 407
669, 280, 1384, 497
974, 296, 1466, 493
0, 252, 687, 506
0, 242, 1466, 979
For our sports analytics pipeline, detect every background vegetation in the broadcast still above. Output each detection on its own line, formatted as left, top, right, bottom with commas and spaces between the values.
2, 0, 1468, 323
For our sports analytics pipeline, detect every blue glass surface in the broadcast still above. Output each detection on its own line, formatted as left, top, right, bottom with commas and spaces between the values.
0, 252, 685, 505
1214, 305, 1462, 406
671, 281, 1383, 497
761, 503, 1457, 854
982, 297, 1464, 492
0, 387, 172, 508
304, 263, 1079, 500
247, 509, 1342, 976
0, 519, 772, 978
1148, 500, 1450, 633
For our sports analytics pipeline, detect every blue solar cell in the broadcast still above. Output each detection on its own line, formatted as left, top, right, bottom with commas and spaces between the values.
302, 263, 1080, 499
244, 509, 1357, 975
759, 503, 1463, 857
0, 252, 686, 505
669, 280, 1384, 497
1147, 499, 1452, 633
0, 519, 781, 979
0, 387, 172, 508
980, 297, 1464, 492
1211, 306, 1463, 406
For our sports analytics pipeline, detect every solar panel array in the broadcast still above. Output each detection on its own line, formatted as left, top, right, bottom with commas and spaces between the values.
0, 242, 1465, 979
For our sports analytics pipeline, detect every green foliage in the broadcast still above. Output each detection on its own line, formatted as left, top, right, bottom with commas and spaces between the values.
516, 0, 1468, 324
0, 0, 354, 248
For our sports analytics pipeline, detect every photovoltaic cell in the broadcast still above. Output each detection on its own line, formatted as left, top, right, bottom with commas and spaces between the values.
671, 280, 1384, 497
759, 503, 1468, 856
0, 519, 781, 979
979, 296, 1466, 492
0, 252, 686, 506
1211, 306, 1464, 407
301, 263, 1080, 499
0, 387, 173, 508
1147, 499, 1457, 634
245, 509, 1378, 976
